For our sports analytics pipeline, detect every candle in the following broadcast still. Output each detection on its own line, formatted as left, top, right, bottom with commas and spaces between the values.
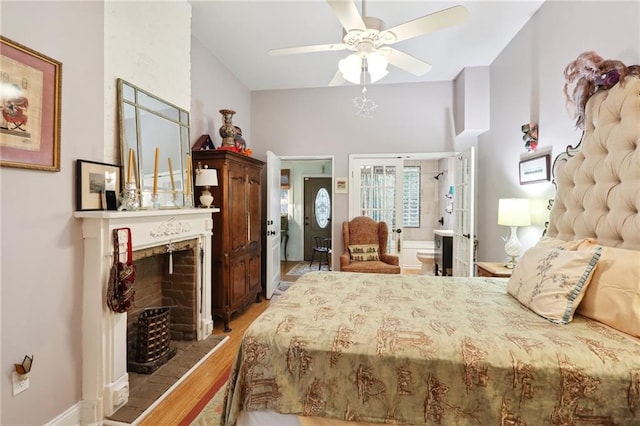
153, 147, 159, 195
185, 154, 191, 196
126, 148, 134, 184
168, 157, 175, 192
132, 150, 139, 187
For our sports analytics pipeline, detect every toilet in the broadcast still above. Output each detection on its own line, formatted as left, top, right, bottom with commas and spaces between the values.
416, 242, 435, 275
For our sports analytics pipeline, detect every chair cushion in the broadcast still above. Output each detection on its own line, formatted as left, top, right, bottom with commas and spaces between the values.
341, 260, 401, 274
348, 244, 379, 261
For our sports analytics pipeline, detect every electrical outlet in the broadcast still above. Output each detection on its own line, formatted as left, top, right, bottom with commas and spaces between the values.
12, 372, 30, 396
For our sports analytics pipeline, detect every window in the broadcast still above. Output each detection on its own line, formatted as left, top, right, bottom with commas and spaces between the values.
403, 166, 420, 227
315, 188, 331, 228
280, 189, 289, 215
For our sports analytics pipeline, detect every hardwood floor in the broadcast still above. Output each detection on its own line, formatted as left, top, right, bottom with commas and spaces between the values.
139, 261, 301, 425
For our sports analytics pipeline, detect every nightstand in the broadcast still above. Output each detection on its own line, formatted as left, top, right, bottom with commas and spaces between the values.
476, 262, 513, 278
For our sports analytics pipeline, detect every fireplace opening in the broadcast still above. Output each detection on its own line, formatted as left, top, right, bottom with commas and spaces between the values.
126, 239, 198, 374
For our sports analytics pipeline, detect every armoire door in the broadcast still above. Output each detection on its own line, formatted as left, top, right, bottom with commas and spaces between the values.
228, 163, 248, 254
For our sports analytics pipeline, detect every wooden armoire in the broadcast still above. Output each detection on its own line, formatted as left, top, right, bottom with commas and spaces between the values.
192, 148, 264, 332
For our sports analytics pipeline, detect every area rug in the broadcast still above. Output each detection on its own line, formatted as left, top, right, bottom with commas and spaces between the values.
271, 281, 296, 303
187, 370, 230, 426
286, 261, 330, 276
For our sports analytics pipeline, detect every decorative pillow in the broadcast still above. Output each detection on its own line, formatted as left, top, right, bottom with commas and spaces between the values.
507, 245, 601, 324
349, 244, 380, 262
575, 241, 640, 337
535, 236, 595, 250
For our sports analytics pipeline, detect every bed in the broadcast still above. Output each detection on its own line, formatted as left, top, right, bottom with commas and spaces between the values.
222, 55, 640, 425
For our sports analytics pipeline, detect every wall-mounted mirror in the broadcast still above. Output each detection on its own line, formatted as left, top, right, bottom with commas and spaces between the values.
117, 78, 192, 209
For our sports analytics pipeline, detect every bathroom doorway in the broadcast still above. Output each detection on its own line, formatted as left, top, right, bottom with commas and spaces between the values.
348, 150, 475, 277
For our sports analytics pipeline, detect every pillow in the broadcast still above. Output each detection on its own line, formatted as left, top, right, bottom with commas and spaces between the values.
349, 244, 380, 262
575, 241, 640, 337
535, 236, 595, 250
507, 245, 601, 324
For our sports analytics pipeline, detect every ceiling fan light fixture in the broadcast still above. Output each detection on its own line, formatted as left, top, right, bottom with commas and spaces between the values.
367, 51, 389, 83
339, 54, 362, 84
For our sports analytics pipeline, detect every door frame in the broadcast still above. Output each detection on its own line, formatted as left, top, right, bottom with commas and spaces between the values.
348, 151, 475, 275
278, 155, 335, 268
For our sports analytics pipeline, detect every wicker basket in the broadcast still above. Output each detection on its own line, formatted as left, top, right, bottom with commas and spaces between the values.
136, 307, 171, 363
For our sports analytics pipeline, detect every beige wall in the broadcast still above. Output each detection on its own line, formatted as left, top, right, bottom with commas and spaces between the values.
476, 0, 639, 261
1, 1, 192, 424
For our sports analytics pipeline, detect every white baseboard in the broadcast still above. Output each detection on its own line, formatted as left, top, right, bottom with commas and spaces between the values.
45, 402, 82, 426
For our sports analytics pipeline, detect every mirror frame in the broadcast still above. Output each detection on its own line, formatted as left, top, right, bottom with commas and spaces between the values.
117, 78, 193, 209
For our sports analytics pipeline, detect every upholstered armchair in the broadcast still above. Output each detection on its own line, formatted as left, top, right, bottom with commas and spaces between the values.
340, 216, 401, 274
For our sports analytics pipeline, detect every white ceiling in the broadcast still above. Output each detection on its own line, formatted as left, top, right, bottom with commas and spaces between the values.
190, 0, 545, 91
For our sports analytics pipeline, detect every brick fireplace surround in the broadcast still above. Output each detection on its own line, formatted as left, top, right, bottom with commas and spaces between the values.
74, 209, 217, 424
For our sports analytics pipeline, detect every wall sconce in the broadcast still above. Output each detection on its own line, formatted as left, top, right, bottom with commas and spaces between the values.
498, 198, 531, 268
195, 163, 218, 208
522, 123, 538, 152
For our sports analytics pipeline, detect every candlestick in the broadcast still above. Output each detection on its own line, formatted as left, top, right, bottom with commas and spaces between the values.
132, 150, 139, 187
153, 147, 159, 195
168, 157, 175, 192
185, 154, 192, 196
127, 148, 134, 184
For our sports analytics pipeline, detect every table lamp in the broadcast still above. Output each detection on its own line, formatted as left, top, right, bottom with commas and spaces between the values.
195, 164, 218, 208
498, 198, 531, 269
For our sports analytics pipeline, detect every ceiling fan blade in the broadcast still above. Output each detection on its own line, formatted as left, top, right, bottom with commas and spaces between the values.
329, 70, 346, 86
382, 5, 468, 44
386, 48, 432, 76
327, 0, 366, 32
269, 43, 348, 56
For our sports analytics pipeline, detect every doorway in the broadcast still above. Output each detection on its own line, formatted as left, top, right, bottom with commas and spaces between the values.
274, 157, 334, 276
348, 150, 476, 276
303, 177, 332, 260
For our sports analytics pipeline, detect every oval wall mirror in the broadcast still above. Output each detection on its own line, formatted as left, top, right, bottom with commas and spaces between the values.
117, 78, 193, 209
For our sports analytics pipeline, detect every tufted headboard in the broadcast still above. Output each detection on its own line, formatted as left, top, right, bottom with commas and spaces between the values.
547, 75, 640, 250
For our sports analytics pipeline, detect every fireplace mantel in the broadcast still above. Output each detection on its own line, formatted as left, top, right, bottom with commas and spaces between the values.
74, 208, 218, 423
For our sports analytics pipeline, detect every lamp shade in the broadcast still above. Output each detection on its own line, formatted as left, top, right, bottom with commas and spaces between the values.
498, 198, 531, 227
195, 167, 218, 187
338, 54, 362, 84
366, 52, 389, 83
338, 52, 389, 85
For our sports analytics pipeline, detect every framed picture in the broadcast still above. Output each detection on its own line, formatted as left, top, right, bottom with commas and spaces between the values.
1, 36, 62, 171
519, 154, 550, 185
335, 177, 348, 194
280, 169, 290, 189
76, 160, 121, 211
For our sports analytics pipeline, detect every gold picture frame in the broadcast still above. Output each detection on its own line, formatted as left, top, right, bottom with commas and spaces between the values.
0, 36, 62, 171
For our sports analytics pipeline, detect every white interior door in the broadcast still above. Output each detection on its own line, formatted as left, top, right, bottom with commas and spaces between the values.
349, 158, 404, 257
452, 147, 475, 277
265, 151, 281, 298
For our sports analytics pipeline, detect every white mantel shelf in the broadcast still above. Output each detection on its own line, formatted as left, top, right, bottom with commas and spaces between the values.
74, 207, 220, 219
74, 208, 219, 424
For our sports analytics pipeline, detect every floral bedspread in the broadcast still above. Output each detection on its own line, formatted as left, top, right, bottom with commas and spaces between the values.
223, 271, 640, 425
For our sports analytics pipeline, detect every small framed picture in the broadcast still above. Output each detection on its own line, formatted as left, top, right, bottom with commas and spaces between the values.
76, 160, 121, 210
280, 169, 290, 189
335, 177, 348, 194
519, 154, 550, 185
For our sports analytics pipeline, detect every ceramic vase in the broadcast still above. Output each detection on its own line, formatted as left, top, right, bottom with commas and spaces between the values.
219, 109, 237, 147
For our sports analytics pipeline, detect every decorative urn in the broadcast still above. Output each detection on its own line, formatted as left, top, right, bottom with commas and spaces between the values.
219, 109, 237, 147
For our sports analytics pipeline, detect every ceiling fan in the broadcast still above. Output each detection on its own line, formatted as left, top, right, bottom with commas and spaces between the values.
268, 0, 469, 86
